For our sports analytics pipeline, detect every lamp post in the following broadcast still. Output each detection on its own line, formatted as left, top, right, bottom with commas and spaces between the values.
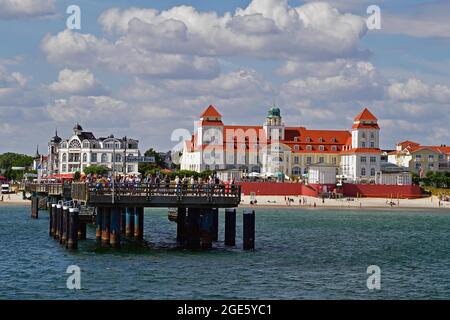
112, 141, 116, 204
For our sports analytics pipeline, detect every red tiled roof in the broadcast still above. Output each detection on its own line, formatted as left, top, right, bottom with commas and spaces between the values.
354, 108, 377, 121
200, 105, 222, 118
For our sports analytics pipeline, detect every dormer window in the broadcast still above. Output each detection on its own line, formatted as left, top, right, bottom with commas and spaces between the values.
319, 145, 325, 151
306, 145, 312, 151
319, 138, 324, 143
306, 137, 312, 143
294, 145, 299, 150
331, 137, 337, 143
294, 137, 299, 142
331, 146, 337, 151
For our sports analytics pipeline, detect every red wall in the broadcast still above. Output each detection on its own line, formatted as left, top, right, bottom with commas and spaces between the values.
237, 182, 424, 199
342, 184, 423, 199
237, 182, 319, 197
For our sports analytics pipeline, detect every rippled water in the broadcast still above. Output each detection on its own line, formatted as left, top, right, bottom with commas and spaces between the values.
1, 205, 450, 299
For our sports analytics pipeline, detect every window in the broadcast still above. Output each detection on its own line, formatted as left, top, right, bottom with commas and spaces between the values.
439, 155, 444, 160
319, 137, 324, 142
319, 157, 324, 163
361, 156, 367, 163
331, 146, 337, 151
429, 163, 434, 169
91, 153, 97, 162
306, 157, 312, 165
332, 157, 337, 165
82, 153, 87, 162
331, 137, 337, 143
306, 145, 312, 151
362, 132, 366, 138
370, 157, 376, 163
115, 154, 122, 162
428, 155, 435, 161
319, 145, 324, 151
304, 168, 308, 174
294, 156, 299, 165
370, 142, 375, 148
370, 132, 375, 139
62, 153, 67, 162
415, 154, 421, 160
69, 140, 81, 149
294, 145, 299, 150
306, 137, 312, 142
294, 137, 299, 142
61, 142, 68, 148
370, 168, 376, 176
83, 141, 90, 148
415, 163, 421, 170
62, 164, 67, 172
361, 167, 366, 176
101, 153, 108, 163
292, 167, 300, 176
362, 142, 366, 148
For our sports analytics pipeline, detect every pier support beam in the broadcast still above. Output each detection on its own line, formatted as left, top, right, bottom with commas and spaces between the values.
176, 207, 187, 244
110, 207, 121, 248
200, 210, 214, 249
95, 207, 103, 242
101, 207, 111, 247
54, 204, 62, 240
224, 208, 236, 247
31, 195, 39, 219
78, 223, 87, 240
120, 208, 126, 236
134, 207, 144, 241
49, 204, 55, 237
61, 206, 69, 246
211, 208, 219, 242
67, 208, 79, 250
186, 208, 201, 249
243, 209, 255, 250
125, 207, 134, 238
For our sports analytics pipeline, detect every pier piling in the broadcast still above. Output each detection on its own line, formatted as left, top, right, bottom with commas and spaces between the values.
224, 208, 236, 247
212, 208, 219, 242
176, 207, 187, 244
120, 208, 126, 236
49, 204, 55, 237
134, 207, 144, 241
54, 204, 62, 240
243, 209, 255, 250
125, 207, 134, 238
186, 208, 201, 249
110, 207, 121, 248
95, 207, 103, 242
31, 196, 39, 219
78, 223, 87, 240
61, 206, 69, 245
101, 207, 111, 247
67, 208, 79, 250
200, 210, 214, 249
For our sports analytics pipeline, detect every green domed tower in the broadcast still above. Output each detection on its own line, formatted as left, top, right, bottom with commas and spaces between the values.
264, 104, 284, 140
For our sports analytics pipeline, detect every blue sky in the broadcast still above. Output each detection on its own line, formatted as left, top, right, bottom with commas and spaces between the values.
0, 0, 449, 154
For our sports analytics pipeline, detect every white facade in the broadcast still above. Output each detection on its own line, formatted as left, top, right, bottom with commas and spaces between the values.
57, 124, 141, 175
308, 164, 337, 184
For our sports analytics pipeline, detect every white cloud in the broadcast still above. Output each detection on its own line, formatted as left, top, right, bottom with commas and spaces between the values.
97, 0, 367, 60
388, 78, 450, 104
49, 69, 107, 96
0, 0, 56, 19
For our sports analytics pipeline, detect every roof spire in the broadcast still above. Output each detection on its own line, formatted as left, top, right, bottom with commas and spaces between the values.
34, 144, 40, 158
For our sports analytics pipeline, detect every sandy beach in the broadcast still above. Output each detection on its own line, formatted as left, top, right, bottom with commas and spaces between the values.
240, 195, 450, 210
0, 193, 30, 206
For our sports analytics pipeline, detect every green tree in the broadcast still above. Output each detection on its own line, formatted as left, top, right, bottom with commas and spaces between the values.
0, 152, 34, 180
84, 165, 109, 175
73, 171, 81, 181
139, 148, 166, 174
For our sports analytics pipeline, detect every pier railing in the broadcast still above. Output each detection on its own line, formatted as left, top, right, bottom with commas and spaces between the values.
21, 182, 241, 208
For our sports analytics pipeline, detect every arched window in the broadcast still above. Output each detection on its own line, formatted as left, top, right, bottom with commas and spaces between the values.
292, 167, 300, 176
101, 153, 108, 163
115, 154, 122, 162
69, 139, 81, 149
61, 142, 68, 149
62, 164, 67, 172
371, 168, 376, 176
62, 153, 67, 162
82, 153, 87, 162
361, 167, 366, 176
83, 141, 90, 148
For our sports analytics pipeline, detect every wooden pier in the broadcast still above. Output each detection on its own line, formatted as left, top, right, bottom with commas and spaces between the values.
22, 182, 255, 251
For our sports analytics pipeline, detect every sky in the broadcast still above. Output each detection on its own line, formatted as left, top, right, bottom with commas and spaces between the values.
0, 0, 449, 155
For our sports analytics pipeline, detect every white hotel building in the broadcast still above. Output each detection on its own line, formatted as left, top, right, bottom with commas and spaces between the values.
45, 124, 141, 176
